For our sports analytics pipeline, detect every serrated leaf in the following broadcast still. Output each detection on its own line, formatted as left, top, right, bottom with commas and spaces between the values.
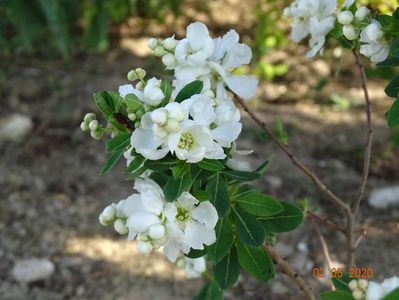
320, 291, 352, 300
386, 99, 399, 128
160, 80, 172, 107
235, 192, 284, 217
259, 201, 304, 232
332, 272, 351, 292
208, 217, 233, 263
233, 205, 266, 247
106, 133, 131, 152
175, 80, 203, 103
197, 159, 225, 172
214, 247, 240, 290
164, 172, 192, 202
100, 149, 123, 174
385, 75, 399, 98
383, 288, 399, 300
205, 174, 230, 217
222, 170, 261, 182
236, 242, 274, 282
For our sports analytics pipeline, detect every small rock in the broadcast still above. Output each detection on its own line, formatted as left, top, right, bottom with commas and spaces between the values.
311, 60, 330, 77
271, 281, 289, 294
12, 258, 55, 283
265, 175, 283, 189
0, 114, 33, 143
368, 186, 399, 209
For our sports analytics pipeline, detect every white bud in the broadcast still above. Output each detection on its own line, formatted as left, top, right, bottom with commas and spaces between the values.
148, 224, 166, 240
80, 121, 89, 132
151, 109, 168, 126
135, 68, 146, 79
355, 6, 370, 21
137, 241, 153, 254
135, 81, 144, 90
114, 219, 128, 235
352, 290, 363, 300
338, 11, 354, 25
165, 119, 181, 133
127, 69, 138, 81
343, 25, 358, 40
364, 23, 383, 41
89, 120, 99, 131
153, 125, 168, 139
153, 45, 165, 57
349, 280, 358, 291
128, 112, 137, 121
144, 86, 164, 106
90, 130, 103, 140
162, 37, 177, 51
358, 279, 368, 290
147, 38, 158, 50
162, 53, 177, 68
203, 89, 215, 98
99, 205, 116, 226
166, 102, 184, 122
283, 7, 291, 17
84, 112, 96, 122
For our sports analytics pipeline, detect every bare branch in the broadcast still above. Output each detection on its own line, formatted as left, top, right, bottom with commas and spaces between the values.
307, 211, 345, 234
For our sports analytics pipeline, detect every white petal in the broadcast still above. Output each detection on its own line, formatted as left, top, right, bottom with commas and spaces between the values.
187, 146, 207, 163
163, 241, 183, 262
205, 142, 226, 160
366, 282, 385, 300
189, 95, 216, 126
291, 22, 309, 42
212, 121, 242, 147
184, 221, 216, 249
116, 194, 143, 218
141, 190, 164, 215
167, 131, 182, 152
164, 203, 178, 222
187, 22, 213, 53
226, 158, 252, 171
223, 43, 252, 68
192, 201, 218, 229
134, 178, 163, 196
177, 192, 198, 209
225, 75, 258, 99
127, 212, 159, 233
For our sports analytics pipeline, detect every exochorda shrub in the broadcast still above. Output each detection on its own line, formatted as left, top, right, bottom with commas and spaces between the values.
81, 1, 399, 299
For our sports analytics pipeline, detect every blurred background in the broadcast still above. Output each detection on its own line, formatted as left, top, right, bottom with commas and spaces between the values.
0, 0, 398, 299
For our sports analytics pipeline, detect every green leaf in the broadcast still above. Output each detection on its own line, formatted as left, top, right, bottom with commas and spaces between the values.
126, 154, 146, 172
82, 0, 108, 51
255, 156, 273, 174
320, 291, 352, 300
191, 190, 211, 201
377, 56, 399, 67
274, 117, 288, 145
332, 272, 351, 292
149, 171, 170, 188
172, 161, 189, 179
160, 80, 172, 107
383, 288, 399, 300
385, 75, 399, 98
259, 201, 304, 233
125, 93, 144, 112
235, 192, 284, 217
390, 38, 399, 58
236, 242, 274, 282
205, 174, 230, 217
164, 172, 192, 202
197, 159, 225, 172
222, 170, 261, 182
94, 91, 123, 118
233, 206, 266, 247
186, 248, 207, 259
100, 149, 123, 174
214, 247, 240, 290
208, 217, 233, 263
106, 133, 131, 152
192, 282, 223, 300
386, 99, 399, 128
125, 166, 146, 180
232, 184, 256, 200
144, 158, 177, 171
175, 80, 203, 103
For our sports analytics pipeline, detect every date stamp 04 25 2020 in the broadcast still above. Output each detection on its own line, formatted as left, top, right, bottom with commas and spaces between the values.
312, 267, 374, 279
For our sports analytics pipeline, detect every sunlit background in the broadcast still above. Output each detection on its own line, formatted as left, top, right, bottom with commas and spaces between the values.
1, 0, 398, 299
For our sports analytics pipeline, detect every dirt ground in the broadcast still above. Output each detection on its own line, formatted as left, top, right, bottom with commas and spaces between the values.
1, 6, 399, 299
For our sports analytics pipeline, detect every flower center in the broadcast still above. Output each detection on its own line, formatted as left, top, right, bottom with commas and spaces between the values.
178, 132, 195, 150
176, 207, 190, 222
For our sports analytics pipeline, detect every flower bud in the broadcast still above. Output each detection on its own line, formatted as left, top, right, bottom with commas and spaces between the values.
364, 23, 383, 41
349, 280, 358, 291
136, 109, 145, 118
147, 38, 158, 50
153, 45, 165, 57
114, 219, 128, 235
99, 205, 116, 226
137, 241, 153, 254
283, 7, 291, 17
145, 87, 164, 106
135, 81, 145, 90
84, 112, 96, 122
203, 89, 215, 98
149, 224, 166, 240
343, 25, 358, 40
128, 112, 137, 121
151, 109, 168, 126
162, 37, 177, 51
352, 290, 363, 300
134, 121, 141, 129
358, 279, 368, 290
90, 130, 103, 140
135, 68, 146, 79
127, 69, 138, 81
338, 11, 354, 25
80, 121, 89, 132
166, 102, 184, 122
89, 120, 99, 131
153, 125, 168, 139
355, 6, 370, 21
165, 118, 181, 133
162, 53, 177, 68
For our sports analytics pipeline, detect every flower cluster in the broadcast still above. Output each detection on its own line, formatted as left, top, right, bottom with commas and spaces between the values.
349, 279, 368, 300
99, 178, 218, 270
284, 0, 390, 63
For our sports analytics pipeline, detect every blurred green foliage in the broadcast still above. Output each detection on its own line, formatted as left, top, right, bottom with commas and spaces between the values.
0, 0, 182, 60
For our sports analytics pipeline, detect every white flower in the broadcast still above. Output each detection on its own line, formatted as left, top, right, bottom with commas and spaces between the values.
361, 23, 384, 42
366, 277, 399, 300
226, 142, 253, 171
177, 256, 207, 279
143, 78, 164, 106
119, 84, 144, 100
338, 11, 354, 25
163, 192, 218, 261
355, 6, 371, 21
212, 99, 242, 147
343, 25, 358, 40
360, 21, 389, 63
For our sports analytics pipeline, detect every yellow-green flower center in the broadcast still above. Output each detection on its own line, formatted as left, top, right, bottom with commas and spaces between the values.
176, 207, 189, 222
178, 132, 195, 150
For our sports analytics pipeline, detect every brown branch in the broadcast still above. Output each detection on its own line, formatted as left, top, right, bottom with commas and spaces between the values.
352, 49, 373, 215
307, 211, 345, 234
309, 218, 334, 271
263, 243, 316, 300
234, 96, 351, 215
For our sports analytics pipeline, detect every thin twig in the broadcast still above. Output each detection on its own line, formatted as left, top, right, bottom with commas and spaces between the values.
234, 96, 351, 215
354, 229, 368, 249
263, 243, 317, 300
309, 217, 334, 271
307, 211, 345, 234
352, 49, 373, 215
